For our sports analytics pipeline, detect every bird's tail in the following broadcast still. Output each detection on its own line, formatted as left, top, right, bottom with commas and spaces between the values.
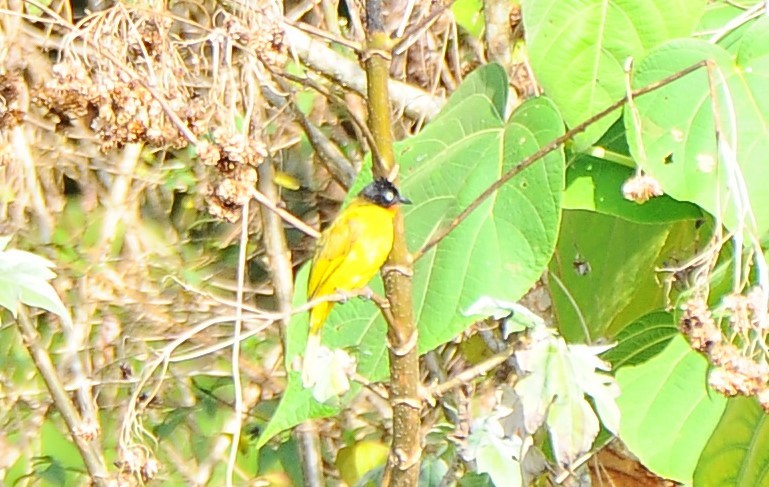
302, 331, 321, 388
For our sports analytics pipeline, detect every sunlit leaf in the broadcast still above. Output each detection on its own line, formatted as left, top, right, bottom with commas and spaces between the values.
626, 20, 769, 236
336, 440, 388, 487
465, 417, 525, 487
695, 397, 769, 486
616, 335, 727, 483
0, 241, 72, 327
514, 326, 619, 465
523, 0, 706, 148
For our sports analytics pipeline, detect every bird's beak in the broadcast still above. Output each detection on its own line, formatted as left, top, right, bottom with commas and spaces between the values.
399, 195, 412, 205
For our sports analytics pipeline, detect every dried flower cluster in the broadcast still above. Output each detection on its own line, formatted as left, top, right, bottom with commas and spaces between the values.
680, 293, 769, 410
115, 445, 159, 484
202, 130, 267, 222
222, 9, 288, 70
33, 61, 206, 152
0, 73, 25, 130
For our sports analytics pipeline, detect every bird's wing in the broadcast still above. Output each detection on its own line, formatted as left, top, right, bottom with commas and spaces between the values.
307, 207, 362, 299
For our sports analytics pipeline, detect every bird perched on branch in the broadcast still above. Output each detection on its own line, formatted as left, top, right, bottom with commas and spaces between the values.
302, 177, 410, 387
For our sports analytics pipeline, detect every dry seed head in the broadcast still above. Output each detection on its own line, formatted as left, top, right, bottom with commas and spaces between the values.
722, 292, 754, 334
206, 165, 258, 222
680, 297, 722, 353
622, 173, 663, 203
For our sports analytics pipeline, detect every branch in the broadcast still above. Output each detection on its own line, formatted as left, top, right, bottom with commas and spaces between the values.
16, 309, 109, 486
258, 159, 325, 486
429, 343, 516, 398
363, 1, 422, 485
414, 60, 708, 261
283, 23, 444, 121
225, 199, 249, 487
262, 79, 357, 189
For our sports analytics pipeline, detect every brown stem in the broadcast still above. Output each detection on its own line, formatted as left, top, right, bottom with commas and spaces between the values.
414, 60, 708, 261
257, 161, 326, 486
263, 78, 357, 189
364, 1, 422, 485
429, 344, 516, 398
16, 309, 109, 486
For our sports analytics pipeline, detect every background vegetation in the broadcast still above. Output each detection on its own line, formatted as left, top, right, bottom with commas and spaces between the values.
1, 0, 769, 485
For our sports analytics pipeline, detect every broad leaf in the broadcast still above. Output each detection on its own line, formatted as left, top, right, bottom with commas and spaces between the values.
601, 311, 678, 369
694, 396, 769, 486
616, 335, 727, 483
549, 210, 699, 341
523, 0, 706, 149
466, 417, 525, 487
564, 155, 702, 224
626, 21, 769, 237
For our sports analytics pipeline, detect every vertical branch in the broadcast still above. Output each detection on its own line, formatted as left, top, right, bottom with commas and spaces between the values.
483, 0, 514, 72
257, 160, 325, 486
364, 1, 422, 485
225, 198, 248, 487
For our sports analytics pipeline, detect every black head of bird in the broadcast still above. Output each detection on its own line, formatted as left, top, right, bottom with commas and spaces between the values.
359, 178, 411, 207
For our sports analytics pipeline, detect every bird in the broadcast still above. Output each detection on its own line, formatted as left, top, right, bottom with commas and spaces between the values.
302, 177, 410, 387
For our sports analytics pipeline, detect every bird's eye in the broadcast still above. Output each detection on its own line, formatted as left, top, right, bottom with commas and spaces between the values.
383, 190, 394, 202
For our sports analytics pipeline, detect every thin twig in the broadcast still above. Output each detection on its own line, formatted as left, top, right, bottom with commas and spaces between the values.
263, 79, 357, 189
249, 186, 320, 238
392, 1, 454, 56
280, 70, 381, 166
414, 60, 708, 261
283, 23, 444, 120
429, 344, 516, 398
225, 200, 249, 487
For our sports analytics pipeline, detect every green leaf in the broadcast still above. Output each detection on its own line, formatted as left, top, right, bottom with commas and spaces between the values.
523, 0, 707, 149
601, 311, 678, 369
695, 396, 769, 486
564, 155, 702, 223
626, 22, 769, 236
405, 97, 564, 354
616, 335, 727, 483
466, 417, 524, 487
0, 244, 72, 327
549, 210, 698, 341
419, 457, 450, 487
437, 63, 508, 119
695, 0, 763, 52
452, 0, 485, 38
256, 370, 340, 448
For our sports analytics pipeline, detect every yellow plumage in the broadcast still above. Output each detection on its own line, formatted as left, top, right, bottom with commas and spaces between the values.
302, 178, 409, 387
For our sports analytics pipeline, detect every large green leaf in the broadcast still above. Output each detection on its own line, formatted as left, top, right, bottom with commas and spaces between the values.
549, 210, 699, 341
694, 396, 769, 486
523, 0, 706, 149
261, 64, 565, 443
626, 20, 769, 237
616, 335, 727, 483
564, 155, 702, 224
